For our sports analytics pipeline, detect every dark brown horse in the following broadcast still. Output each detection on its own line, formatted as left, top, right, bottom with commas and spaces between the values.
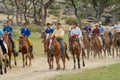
3, 33, 17, 69
19, 35, 33, 67
50, 36, 69, 70
69, 36, 85, 69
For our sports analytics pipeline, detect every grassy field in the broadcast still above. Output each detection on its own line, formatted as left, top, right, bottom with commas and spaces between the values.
49, 63, 120, 80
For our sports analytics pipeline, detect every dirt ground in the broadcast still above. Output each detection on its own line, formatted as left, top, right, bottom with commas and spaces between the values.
0, 56, 120, 80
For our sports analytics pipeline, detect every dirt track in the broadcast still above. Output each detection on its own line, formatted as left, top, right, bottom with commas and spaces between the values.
0, 56, 120, 80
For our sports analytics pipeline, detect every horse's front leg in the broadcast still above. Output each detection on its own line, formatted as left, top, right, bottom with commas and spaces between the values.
0, 63, 3, 75
73, 54, 76, 69
8, 55, 12, 69
28, 53, 31, 66
55, 54, 60, 70
14, 54, 17, 66
61, 56, 65, 70
22, 53, 25, 67
82, 49, 85, 67
47, 52, 51, 69
25, 55, 28, 65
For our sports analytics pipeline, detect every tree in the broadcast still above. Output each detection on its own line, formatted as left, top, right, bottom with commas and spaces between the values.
90, 0, 114, 21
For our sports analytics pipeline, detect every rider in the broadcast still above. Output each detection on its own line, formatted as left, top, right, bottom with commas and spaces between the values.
44, 23, 54, 52
98, 22, 105, 47
3, 21, 15, 51
92, 23, 101, 36
107, 22, 114, 44
51, 23, 65, 57
20, 23, 33, 53
45, 23, 54, 38
83, 22, 91, 34
70, 22, 83, 49
0, 29, 7, 55
114, 20, 120, 31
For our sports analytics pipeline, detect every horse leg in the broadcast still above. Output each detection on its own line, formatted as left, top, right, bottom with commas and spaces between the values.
82, 49, 85, 67
51, 57, 54, 69
25, 55, 28, 65
4, 55, 8, 74
77, 54, 80, 69
22, 53, 25, 67
8, 55, 12, 69
55, 55, 60, 70
61, 56, 65, 70
0, 63, 3, 75
28, 54, 31, 66
73, 54, 76, 69
14, 54, 17, 66
87, 49, 90, 59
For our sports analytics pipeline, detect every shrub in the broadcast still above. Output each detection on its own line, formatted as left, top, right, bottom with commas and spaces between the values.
48, 10, 60, 17
66, 17, 79, 25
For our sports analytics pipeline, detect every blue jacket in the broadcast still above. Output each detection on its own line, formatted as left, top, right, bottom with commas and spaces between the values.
99, 26, 104, 33
3, 25, 13, 35
45, 28, 54, 34
21, 28, 31, 37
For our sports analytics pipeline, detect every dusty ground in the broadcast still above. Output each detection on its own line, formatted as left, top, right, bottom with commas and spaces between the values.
0, 56, 120, 80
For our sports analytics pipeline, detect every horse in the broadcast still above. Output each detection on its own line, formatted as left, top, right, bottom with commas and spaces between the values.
90, 34, 104, 58
3, 33, 17, 69
19, 35, 33, 67
0, 46, 9, 75
50, 36, 69, 70
69, 36, 85, 69
104, 31, 112, 57
43, 38, 54, 69
82, 31, 91, 59
112, 31, 120, 57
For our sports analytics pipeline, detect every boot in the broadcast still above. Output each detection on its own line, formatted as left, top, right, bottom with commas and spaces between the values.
30, 46, 33, 53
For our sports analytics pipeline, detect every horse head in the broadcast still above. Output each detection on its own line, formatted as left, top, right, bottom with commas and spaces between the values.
19, 35, 27, 46
41, 31, 46, 39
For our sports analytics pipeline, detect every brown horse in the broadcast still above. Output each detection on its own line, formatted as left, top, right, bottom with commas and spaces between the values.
50, 36, 69, 70
3, 33, 17, 69
69, 36, 85, 69
82, 31, 91, 59
19, 35, 33, 67
112, 31, 120, 57
0, 46, 8, 75
90, 34, 103, 58
104, 31, 112, 57
43, 38, 54, 69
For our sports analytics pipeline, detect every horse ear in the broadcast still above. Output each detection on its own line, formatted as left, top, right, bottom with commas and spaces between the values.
52, 35, 55, 39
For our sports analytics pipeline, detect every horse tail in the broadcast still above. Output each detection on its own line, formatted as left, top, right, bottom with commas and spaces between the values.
30, 53, 34, 59
64, 42, 69, 61
65, 52, 69, 61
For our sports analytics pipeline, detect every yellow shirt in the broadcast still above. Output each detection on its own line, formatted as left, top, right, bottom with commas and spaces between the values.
52, 28, 64, 39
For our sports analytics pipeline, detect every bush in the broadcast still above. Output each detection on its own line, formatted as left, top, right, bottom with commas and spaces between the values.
48, 10, 60, 17
49, 4, 61, 10
66, 17, 79, 25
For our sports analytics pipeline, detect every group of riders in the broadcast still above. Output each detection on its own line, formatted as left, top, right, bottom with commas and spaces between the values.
0, 20, 120, 58
43, 20, 120, 57
0, 21, 33, 58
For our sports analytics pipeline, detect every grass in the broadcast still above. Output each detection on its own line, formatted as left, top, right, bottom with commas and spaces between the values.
49, 63, 120, 80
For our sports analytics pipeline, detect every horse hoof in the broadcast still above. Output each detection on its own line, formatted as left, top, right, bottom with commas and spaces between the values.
15, 62, 17, 65
0, 71, 3, 75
